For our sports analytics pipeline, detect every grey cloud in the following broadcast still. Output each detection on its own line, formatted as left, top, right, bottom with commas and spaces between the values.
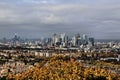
0, 1, 120, 39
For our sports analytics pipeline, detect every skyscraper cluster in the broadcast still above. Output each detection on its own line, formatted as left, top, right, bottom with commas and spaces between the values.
47, 33, 94, 48
0, 33, 94, 49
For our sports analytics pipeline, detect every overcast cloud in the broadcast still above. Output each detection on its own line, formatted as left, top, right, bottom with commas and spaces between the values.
0, 0, 120, 39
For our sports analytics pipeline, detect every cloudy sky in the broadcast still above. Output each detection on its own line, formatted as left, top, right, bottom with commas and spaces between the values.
0, 0, 120, 39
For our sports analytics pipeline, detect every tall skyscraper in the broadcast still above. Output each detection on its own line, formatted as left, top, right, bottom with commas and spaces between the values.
82, 34, 88, 41
76, 33, 81, 46
60, 33, 68, 47
72, 36, 77, 47
72, 33, 81, 47
52, 33, 58, 46
82, 34, 88, 45
88, 37, 94, 46
61, 34, 68, 43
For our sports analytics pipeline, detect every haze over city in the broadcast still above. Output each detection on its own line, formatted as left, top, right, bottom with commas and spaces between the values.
0, 0, 120, 39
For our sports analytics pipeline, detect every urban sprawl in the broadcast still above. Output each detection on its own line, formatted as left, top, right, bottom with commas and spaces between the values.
0, 33, 120, 79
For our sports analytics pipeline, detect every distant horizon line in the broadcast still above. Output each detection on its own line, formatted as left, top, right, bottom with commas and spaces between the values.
1, 37, 120, 41
0, 33, 120, 40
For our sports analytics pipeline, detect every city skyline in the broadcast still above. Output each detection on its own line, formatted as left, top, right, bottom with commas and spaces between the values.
0, 0, 120, 39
